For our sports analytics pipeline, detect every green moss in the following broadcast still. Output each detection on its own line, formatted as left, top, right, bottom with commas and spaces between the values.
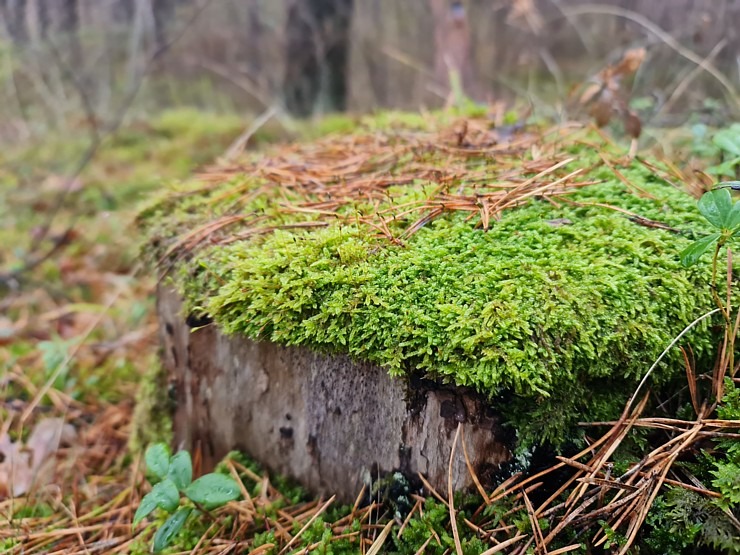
142, 113, 720, 445
129, 360, 173, 454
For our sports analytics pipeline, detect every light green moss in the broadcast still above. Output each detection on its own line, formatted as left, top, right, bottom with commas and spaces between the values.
141, 113, 719, 445
129, 359, 173, 454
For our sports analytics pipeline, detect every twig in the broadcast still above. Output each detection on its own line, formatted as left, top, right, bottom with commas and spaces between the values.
222, 105, 279, 163
278, 496, 336, 555
658, 39, 727, 117
561, 4, 739, 112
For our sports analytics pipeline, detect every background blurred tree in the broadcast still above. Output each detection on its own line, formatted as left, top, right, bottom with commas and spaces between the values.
283, 0, 354, 116
429, 0, 480, 102
0, 0, 736, 130
0, 0, 28, 43
152, 0, 176, 50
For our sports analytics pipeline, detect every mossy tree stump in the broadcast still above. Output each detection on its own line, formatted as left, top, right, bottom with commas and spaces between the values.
159, 287, 510, 501
143, 111, 716, 501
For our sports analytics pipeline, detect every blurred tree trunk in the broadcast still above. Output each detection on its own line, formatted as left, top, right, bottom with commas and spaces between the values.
429, 0, 479, 101
112, 0, 135, 25
37, 0, 49, 39
245, 0, 264, 78
0, 0, 28, 44
59, 0, 79, 34
283, 0, 355, 116
362, 0, 388, 106
153, 0, 175, 50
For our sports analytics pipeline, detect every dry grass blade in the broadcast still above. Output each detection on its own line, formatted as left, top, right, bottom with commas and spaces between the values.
460, 425, 489, 503
278, 495, 335, 554
397, 498, 421, 539
523, 491, 547, 554
366, 520, 394, 555
412, 536, 433, 555
625, 308, 721, 416
479, 533, 526, 555
547, 545, 583, 555
448, 423, 464, 555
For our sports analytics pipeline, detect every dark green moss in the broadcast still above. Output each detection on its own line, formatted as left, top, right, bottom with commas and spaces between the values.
142, 114, 720, 445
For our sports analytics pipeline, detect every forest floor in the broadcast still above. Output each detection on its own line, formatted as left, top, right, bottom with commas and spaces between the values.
1, 107, 740, 554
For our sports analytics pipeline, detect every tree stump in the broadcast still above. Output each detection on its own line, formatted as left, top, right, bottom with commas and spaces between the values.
143, 112, 716, 502
158, 286, 512, 502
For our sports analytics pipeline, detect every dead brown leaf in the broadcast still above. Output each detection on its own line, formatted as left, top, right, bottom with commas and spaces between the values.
578, 48, 646, 137
0, 418, 76, 497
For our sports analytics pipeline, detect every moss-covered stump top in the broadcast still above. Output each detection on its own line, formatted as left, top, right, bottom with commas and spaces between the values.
142, 112, 716, 444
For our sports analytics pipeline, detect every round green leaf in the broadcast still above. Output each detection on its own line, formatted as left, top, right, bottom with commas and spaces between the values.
184, 473, 242, 509
133, 479, 180, 526
145, 443, 171, 482
680, 232, 721, 267
152, 507, 192, 553
728, 203, 740, 230
698, 189, 733, 229
167, 451, 193, 491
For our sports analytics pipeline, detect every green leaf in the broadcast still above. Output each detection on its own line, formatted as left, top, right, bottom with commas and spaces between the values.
184, 473, 242, 509
680, 232, 721, 267
152, 507, 191, 553
714, 128, 740, 157
145, 443, 171, 482
133, 479, 180, 526
698, 189, 733, 229
167, 451, 193, 491
708, 157, 740, 177
729, 202, 740, 230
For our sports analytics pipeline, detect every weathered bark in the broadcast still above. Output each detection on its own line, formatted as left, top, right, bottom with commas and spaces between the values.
283, 0, 355, 116
157, 287, 512, 502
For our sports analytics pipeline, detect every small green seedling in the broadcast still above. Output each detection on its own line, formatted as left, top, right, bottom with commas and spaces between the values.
680, 183, 740, 268
709, 125, 740, 177
681, 182, 740, 385
134, 443, 242, 553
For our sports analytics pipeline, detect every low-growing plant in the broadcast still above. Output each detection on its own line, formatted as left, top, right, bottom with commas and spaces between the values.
680, 182, 740, 270
680, 182, 740, 391
133, 443, 242, 553
691, 124, 740, 178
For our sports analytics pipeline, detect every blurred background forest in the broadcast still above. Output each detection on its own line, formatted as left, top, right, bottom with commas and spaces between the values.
1, 1, 740, 553
1, 0, 739, 137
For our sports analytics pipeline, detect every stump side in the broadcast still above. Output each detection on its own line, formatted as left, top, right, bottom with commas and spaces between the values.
158, 286, 511, 502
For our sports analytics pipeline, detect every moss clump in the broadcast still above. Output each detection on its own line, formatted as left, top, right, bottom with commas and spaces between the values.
129, 360, 173, 454
141, 112, 718, 445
